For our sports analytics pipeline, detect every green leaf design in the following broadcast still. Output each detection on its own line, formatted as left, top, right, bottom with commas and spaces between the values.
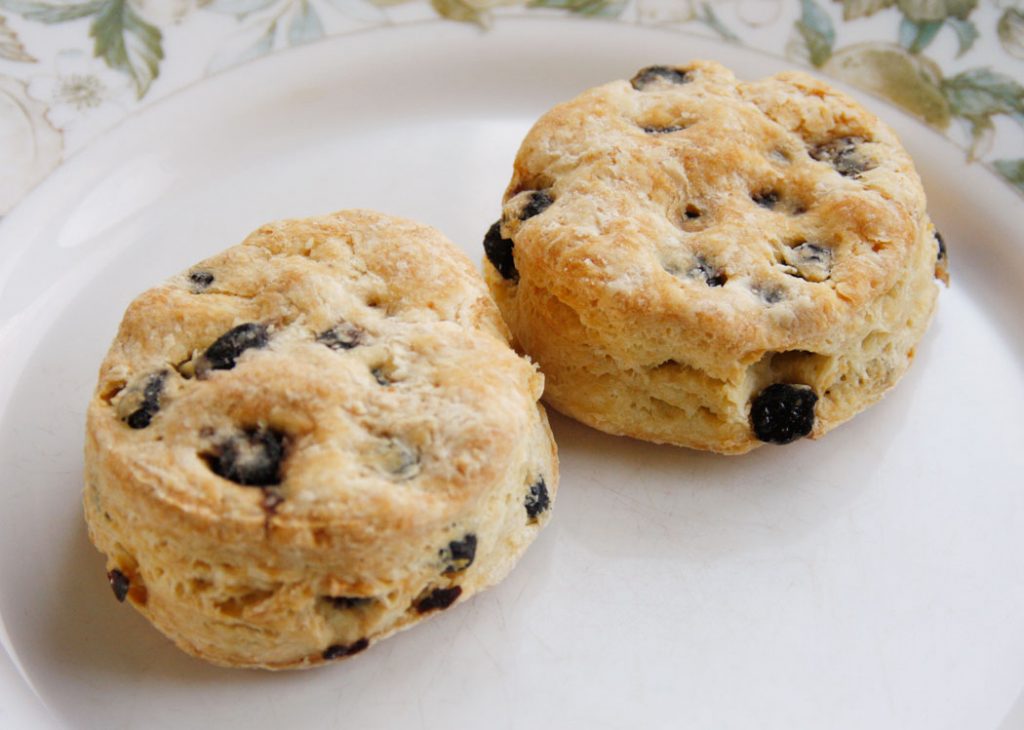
940, 69, 1024, 159
945, 17, 977, 57
208, 18, 276, 72
795, 0, 835, 67
941, 70, 1024, 120
993, 159, 1024, 193
998, 8, 1024, 60
835, 0, 894, 21
0, 0, 104, 23
895, 0, 975, 23
288, 0, 323, 45
89, 0, 163, 99
696, 2, 739, 42
528, 0, 626, 17
823, 43, 950, 127
2, 0, 164, 98
0, 13, 35, 60
898, 16, 942, 52
429, 0, 484, 25
203, 0, 279, 19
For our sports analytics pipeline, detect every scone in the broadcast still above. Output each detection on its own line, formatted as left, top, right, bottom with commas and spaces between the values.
84, 210, 557, 669
484, 61, 947, 454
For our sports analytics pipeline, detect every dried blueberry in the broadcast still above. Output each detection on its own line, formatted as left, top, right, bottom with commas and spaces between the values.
376, 437, 420, 480
520, 191, 553, 221
631, 66, 690, 90
441, 534, 477, 574
483, 221, 518, 282
189, 271, 214, 291
752, 191, 779, 209
198, 323, 268, 375
934, 231, 950, 284
792, 243, 830, 266
810, 137, 873, 177
750, 383, 817, 444
783, 243, 833, 282
317, 322, 362, 350
753, 284, 785, 304
322, 638, 369, 661
688, 255, 727, 287
203, 427, 285, 487
324, 596, 372, 609
414, 586, 462, 614
684, 205, 701, 221
125, 370, 168, 429
642, 125, 685, 134
108, 569, 130, 602
525, 478, 550, 521
371, 368, 390, 386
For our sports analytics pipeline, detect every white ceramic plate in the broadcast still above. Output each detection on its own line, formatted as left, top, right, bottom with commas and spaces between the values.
1, 18, 1023, 730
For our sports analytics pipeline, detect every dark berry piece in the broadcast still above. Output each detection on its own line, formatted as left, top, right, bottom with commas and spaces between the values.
324, 596, 372, 609
322, 638, 369, 660
189, 271, 214, 290
317, 322, 362, 350
810, 137, 873, 177
441, 534, 477, 574
203, 427, 286, 487
371, 368, 390, 386
483, 221, 518, 282
792, 243, 830, 266
199, 323, 268, 375
631, 66, 690, 90
125, 370, 168, 430
752, 191, 778, 209
753, 284, 785, 304
934, 230, 950, 284
126, 409, 153, 429
524, 478, 550, 521
108, 569, 130, 602
688, 255, 727, 287
642, 125, 684, 134
750, 383, 818, 444
520, 191, 553, 221
684, 205, 701, 220
414, 586, 462, 614
783, 243, 833, 282
376, 437, 419, 479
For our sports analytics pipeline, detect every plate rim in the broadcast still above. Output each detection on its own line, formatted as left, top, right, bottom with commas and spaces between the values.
1, 17, 1022, 729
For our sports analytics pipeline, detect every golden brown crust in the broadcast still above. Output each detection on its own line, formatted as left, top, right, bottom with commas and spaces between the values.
84, 210, 557, 668
486, 61, 943, 453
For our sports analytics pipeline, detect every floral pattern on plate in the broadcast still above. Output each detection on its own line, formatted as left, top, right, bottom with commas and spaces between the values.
0, 0, 1021, 215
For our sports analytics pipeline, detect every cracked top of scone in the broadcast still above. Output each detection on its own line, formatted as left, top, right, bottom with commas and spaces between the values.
89, 210, 541, 541
494, 61, 935, 378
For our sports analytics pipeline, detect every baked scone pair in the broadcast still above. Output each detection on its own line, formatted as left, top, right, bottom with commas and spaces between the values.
84, 61, 944, 670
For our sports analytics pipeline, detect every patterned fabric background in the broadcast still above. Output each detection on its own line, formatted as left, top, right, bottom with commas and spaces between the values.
1, 0, 1022, 215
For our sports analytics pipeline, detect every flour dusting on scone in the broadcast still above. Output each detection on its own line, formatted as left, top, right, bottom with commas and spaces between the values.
84, 210, 557, 669
484, 61, 946, 454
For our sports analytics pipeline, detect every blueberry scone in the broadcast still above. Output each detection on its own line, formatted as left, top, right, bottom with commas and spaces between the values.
84, 210, 557, 669
484, 61, 947, 454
